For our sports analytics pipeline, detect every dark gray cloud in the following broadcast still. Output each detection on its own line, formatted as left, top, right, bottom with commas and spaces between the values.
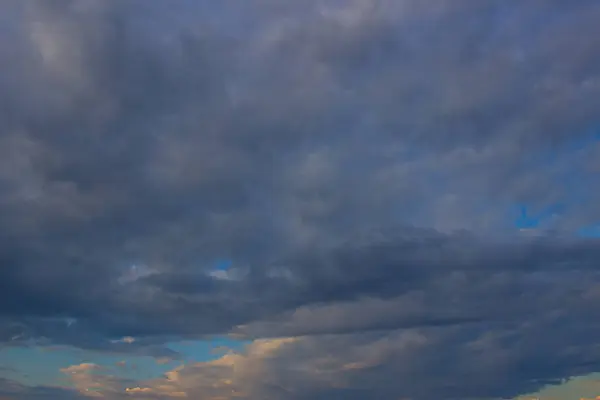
1, 0, 600, 399
0, 377, 85, 399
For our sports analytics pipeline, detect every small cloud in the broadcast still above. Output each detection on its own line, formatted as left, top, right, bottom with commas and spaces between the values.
117, 264, 157, 285
125, 386, 187, 397
110, 336, 136, 344
208, 269, 232, 280
125, 387, 153, 394
60, 363, 100, 374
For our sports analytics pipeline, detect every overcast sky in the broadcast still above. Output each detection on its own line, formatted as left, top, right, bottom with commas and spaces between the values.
1, 1, 600, 399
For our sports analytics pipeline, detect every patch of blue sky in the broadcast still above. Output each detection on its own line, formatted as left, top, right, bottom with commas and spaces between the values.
166, 336, 250, 363
578, 223, 600, 238
0, 336, 251, 389
510, 132, 600, 235
213, 259, 233, 271
513, 203, 566, 230
208, 258, 236, 280
0, 346, 174, 388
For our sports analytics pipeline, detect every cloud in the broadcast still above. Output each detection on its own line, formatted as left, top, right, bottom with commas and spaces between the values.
1, 0, 600, 398
0, 377, 85, 400
121, 338, 298, 399
111, 336, 136, 344
63, 327, 600, 399
60, 362, 138, 399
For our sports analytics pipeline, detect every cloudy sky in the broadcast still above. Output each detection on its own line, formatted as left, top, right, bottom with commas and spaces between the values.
1, 0, 600, 399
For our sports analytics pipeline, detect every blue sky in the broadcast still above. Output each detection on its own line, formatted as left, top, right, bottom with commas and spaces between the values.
0, 337, 249, 389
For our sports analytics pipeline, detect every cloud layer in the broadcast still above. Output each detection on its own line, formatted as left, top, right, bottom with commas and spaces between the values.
1, 0, 600, 399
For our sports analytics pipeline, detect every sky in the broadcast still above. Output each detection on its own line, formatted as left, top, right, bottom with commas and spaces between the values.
1, 0, 600, 399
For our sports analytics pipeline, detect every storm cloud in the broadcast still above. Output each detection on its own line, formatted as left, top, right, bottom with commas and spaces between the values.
1, 0, 600, 399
